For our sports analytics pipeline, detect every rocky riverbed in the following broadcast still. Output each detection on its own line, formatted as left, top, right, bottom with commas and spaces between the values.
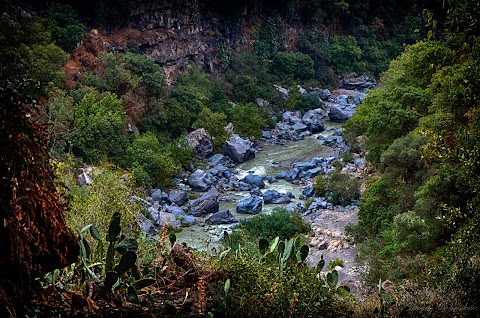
127, 82, 373, 294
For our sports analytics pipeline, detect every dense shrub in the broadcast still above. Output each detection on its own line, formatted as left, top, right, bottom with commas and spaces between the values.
71, 92, 126, 162
321, 171, 361, 206
330, 36, 365, 74
271, 51, 315, 82
231, 103, 268, 138
41, 3, 85, 51
123, 132, 181, 186
236, 209, 310, 242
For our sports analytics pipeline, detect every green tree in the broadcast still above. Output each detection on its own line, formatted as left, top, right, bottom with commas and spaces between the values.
41, 3, 85, 51
123, 132, 181, 186
72, 92, 126, 162
330, 35, 365, 74
193, 108, 230, 151
231, 103, 267, 138
271, 51, 315, 82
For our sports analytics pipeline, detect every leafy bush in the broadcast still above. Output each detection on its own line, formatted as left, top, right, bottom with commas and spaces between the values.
211, 235, 351, 317
56, 162, 142, 232
323, 171, 361, 206
72, 92, 126, 162
231, 103, 267, 138
193, 108, 230, 151
123, 132, 181, 186
330, 36, 365, 74
234, 209, 310, 242
41, 3, 85, 51
271, 51, 315, 83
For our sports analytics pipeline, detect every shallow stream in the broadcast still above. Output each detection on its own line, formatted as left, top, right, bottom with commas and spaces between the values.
175, 120, 343, 250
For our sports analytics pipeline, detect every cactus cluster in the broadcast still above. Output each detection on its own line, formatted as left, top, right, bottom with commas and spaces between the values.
78, 212, 156, 301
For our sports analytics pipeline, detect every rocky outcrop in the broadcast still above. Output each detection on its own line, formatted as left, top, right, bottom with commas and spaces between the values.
206, 210, 238, 224
223, 134, 256, 163
188, 169, 212, 191
186, 128, 213, 159
236, 195, 263, 214
189, 188, 219, 216
339, 73, 376, 90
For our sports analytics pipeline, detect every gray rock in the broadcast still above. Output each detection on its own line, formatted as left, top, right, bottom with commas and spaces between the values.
153, 211, 181, 228
339, 73, 376, 90
243, 174, 265, 188
263, 189, 292, 204
188, 169, 211, 192
354, 92, 367, 105
256, 98, 269, 107
206, 210, 238, 225
186, 128, 213, 159
327, 102, 356, 122
188, 188, 220, 216
208, 153, 232, 168
308, 87, 332, 100
303, 167, 323, 178
181, 215, 196, 226
297, 85, 306, 94
285, 168, 300, 181
136, 213, 158, 236
237, 195, 263, 214
168, 190, 189, 206
294, 160, 317, 171
282, 111, 303, 124
292, 122, 308, 131
274, 84, 289, 101
302, 184, 315, 199
250, 187, 262, 196
151, 189, 163, 201
78, 172, 93, 186
223, 134, 256, 163
238, 181, 252, 191
262, 130, 272, 139
164, 205, 186, 216
302, 109, 326, 133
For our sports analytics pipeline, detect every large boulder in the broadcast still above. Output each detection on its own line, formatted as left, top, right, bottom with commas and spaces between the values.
136, 213, 158, 235
243, 174, 265, 188
152, 211, 181, 228
262, 189, 292, 204
206, 210, 238, 225
302, 109, 326, 133
208, 153, 233, 168
339, 73, 376, 90
236, 195, 263, 214
274, 84, 289, 101
308, 87, 332, 100
223, 134, 256, 163
168, 190, 189, 206
188, 169, 211, 192
327, 99, 356, 122
282, 111, 303, 124
189, 188, 219, 216
302, 184, 315, 199
186, 128, 213, 159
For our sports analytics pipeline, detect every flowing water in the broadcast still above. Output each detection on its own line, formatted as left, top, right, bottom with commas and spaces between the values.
175, 120, 343, 251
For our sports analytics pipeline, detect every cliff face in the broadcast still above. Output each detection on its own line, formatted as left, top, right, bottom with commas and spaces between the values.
66, 4, 251, 87
65, 3, 304, 87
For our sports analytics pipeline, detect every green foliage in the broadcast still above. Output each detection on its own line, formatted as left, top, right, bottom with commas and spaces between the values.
0, 12, 67, 87
41, 3, 85, 51
296, 92, 324, 113
193, 108, 230, 151
234, 209, 310, 242
323, 171, 361, 206
57, 162, 142, 232
212, 235, 350, 317
271, 52, 315, 82
123, 132, 181, 187
72, 92, 126, 162
330, 36, 365, 74
231, 103, 268, 138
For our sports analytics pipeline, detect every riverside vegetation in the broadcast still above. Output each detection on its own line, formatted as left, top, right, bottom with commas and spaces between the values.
1, 0, 479, 317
